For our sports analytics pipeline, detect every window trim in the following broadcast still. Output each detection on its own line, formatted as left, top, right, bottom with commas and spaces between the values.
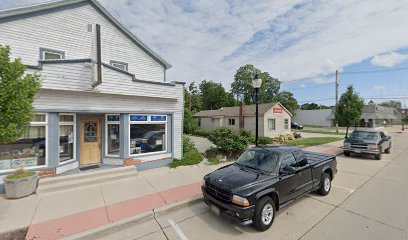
40, 47, 65, 60
58, 113, 76, 165
105, 114, 121, 157
110, 60, 128, 71
128, 115, 168, 157
0, 113, 48, 174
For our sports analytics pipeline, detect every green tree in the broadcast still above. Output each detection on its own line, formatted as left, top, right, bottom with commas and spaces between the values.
0, 45, 41, 144
199, 80, 233, 110
184, 82, 202, 113
379, 100, 402, 110
183, 108, 198, 134
231, 64, 280, 104
335, 85, 364, 137
273, 91, 299, 115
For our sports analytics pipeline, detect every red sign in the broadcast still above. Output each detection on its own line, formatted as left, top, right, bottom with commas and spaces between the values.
273, 108, 283, 115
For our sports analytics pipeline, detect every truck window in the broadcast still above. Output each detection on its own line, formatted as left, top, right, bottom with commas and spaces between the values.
280, 153, 297, 170
293, 151, 308, 167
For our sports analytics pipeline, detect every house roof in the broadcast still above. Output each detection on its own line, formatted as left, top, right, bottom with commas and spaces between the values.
193, 102, 290, 117
0, 0, 172, 69
327, 105, 397, 120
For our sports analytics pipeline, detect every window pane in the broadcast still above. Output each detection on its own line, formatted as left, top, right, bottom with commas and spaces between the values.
151, 116, 166, 122
59, 125, 74, 162
108, 124, 120, 155
44, 52, 62, 60
129, 124, 166, 155
0, 126, 46, 170
84, 122, 98, 142
33, 114, 46, 122
60, 115, 74, 122
107, 115, 120, 122
130, 115, 147, 122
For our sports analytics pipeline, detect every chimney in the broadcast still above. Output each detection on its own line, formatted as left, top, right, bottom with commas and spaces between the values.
239, 101, 244, 129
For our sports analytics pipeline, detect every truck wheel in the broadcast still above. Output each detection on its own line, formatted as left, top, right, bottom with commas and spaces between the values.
253, 197, 275, 232
385, 144, 391, 154
344, 151, 351, 157
318, 173, 331, 196
375, 148, 382, 160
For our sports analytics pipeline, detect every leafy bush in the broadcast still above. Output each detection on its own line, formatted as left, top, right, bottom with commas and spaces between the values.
193, 129, 211, 137
293, 132, 302, 139
208, 128, 252, 155
273, 134, 295, 143
258, 136, 273, 144
6, 168, 34, 179
183, 108, 197, 134
238, 129, 255, 143
169, 136, 203, 168
208, 156, 221, 165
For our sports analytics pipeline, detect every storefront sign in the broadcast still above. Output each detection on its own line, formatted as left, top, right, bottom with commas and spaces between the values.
151, 116, 167, 122
273, 108, 283, 115
130, 115, 148, 122
0, 160, 12, 170
11, 157, 38, 168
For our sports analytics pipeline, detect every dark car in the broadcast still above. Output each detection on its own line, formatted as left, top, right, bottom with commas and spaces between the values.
343, 129, 391, 160
291, 122, 303, 130
202, 146, 337, 231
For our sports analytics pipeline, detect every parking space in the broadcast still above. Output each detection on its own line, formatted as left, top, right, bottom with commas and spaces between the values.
100, 128, 408, 240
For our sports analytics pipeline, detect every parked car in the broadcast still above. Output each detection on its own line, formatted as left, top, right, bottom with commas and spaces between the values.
343, 129, 391, 160
291, 122, 303, 130
201, 146, 337, 231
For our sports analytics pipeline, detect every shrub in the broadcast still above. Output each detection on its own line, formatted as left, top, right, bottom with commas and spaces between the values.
238, 129, 255, 143
193, 129, 211, 137
258, 136, 273, 145
169, 136, 203, 168
6, 168, 34, 179
208, 156, 221, 165
183, 108, 198, 134
208, 128, 252, 155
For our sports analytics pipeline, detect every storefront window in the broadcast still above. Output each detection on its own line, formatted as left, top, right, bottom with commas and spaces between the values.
59, 114, 75, 163
0, 114, 47, 171
106, 114, 120, 156
129, 115, 167, 155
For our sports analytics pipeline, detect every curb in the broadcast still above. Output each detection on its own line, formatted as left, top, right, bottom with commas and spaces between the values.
65, 195, 204, 240
0, 227, 29, 240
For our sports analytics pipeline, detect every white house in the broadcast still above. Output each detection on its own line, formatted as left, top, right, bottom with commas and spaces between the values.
0, 0, 184, 178
194, 102, 292, 138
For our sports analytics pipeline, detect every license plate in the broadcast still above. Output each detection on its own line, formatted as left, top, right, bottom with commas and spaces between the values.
210, 205, 220, 216
354, 149, 362, 153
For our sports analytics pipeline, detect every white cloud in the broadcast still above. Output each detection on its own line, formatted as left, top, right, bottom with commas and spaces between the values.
370, 52, 408, 67
312, 77, 335, 85
2, 0, 408, 87
373, 85, 385, 91
299, 83, 307, 88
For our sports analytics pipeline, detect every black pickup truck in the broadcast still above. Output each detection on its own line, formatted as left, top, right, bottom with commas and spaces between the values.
343, 129, 391, 160
202, 146, 337, 231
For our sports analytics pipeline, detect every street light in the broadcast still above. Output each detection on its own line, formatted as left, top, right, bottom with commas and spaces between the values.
252, 74, 262, 146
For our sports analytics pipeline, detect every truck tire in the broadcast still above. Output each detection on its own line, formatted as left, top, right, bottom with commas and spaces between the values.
375, 148, 382, 160
344, 151, 351, 157
253, 197, 275, 232
385, 144, 391, 154
318, 172, 331, 196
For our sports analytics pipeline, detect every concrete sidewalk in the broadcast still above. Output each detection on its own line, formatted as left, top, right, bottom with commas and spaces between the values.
0, 141, 344, 240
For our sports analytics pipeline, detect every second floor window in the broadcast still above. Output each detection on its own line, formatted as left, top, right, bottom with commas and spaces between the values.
40, 48, 65, 60
110, 60, 128, 71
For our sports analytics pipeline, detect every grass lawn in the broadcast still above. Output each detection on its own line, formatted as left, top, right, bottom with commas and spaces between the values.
285, 137, 344, 148
296, 129, 345, 136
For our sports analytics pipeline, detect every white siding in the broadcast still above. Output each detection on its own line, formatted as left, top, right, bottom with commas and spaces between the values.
34, 89, 183, 158
0, 2, 165, 83
26, 63, 180, 99
293, 109, 332, 127
263, 105, 291, 138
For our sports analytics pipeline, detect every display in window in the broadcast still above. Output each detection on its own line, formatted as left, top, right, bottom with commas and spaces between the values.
107, 124, 120, 155
129, 124, 166, 155
0, 126, 46, 170
151, 116, 166, 122
60, 126, 74, 162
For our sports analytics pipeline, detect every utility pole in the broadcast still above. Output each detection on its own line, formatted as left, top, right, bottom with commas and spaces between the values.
335, 70, 339, 133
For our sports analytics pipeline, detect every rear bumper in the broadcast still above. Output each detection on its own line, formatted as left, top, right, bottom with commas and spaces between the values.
201, 186, 255, 225
344, 148, 380, 154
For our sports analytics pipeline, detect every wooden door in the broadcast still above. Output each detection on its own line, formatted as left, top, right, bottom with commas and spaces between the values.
80, 118, 102, 166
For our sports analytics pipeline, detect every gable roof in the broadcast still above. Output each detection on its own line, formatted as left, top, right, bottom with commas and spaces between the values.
194, 102, 291, 118
0, 0, 172, 69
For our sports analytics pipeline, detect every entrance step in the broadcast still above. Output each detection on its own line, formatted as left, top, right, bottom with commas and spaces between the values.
37, 166, 138, 194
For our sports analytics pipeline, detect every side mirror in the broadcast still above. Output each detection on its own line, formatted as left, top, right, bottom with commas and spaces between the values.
281, 166, 296, 175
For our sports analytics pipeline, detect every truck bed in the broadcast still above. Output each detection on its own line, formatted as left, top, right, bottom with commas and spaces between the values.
304, 151, 335, 165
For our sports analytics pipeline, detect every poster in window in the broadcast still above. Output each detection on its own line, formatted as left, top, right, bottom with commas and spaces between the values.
130, 115, 147, 122
11, 157, 38, 168
151, 116, 166, 122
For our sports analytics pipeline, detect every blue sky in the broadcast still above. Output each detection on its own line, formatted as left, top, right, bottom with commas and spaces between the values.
1, 0, 408, 107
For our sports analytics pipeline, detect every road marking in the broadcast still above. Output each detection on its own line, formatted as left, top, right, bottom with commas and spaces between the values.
168, 219, 188, 240
332, 185, 355, 193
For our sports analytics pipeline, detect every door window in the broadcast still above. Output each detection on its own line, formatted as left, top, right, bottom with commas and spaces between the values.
280, 153, 297, 170
84, 122, 98, 142
293, 151, 308, 167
